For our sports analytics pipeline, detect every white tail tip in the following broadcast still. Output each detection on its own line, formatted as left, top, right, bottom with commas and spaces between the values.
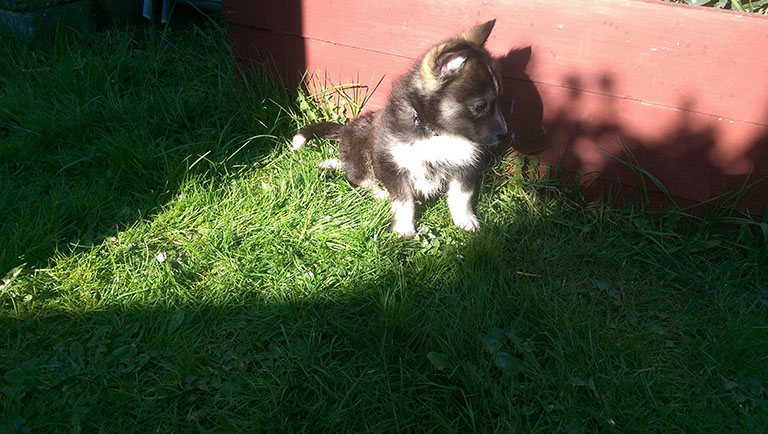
291, 134, 307, 151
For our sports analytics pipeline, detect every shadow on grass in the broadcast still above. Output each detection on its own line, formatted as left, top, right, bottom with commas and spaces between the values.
2, 212, 767, 431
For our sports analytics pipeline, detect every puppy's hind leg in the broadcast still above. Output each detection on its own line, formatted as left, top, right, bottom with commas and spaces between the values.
358, 179, 389, 200
320, 158, 387, 199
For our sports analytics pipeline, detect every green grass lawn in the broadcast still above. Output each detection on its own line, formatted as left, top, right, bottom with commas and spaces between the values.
1, 20, 767, 433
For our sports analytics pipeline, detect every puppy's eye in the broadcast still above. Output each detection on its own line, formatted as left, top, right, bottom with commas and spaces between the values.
471, 101, 487, 114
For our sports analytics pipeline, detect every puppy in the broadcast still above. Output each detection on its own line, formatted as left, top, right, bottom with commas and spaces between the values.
292, 19, 508, 237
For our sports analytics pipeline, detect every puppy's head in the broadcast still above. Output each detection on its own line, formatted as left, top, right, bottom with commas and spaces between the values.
416, 20, 509, 146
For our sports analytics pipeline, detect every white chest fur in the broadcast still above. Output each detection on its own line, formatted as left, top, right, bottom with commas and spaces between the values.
389, 135, 480, 197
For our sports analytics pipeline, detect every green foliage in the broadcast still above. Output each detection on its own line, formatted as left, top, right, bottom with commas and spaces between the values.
669, 0, 768, 14
296, 74, 383, 125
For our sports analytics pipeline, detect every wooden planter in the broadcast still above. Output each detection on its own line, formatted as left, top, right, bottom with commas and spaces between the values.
223, 0, 768, 214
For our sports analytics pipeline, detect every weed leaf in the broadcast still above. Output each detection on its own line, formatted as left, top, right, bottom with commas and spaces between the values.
426, 352, 452, 371
482, 335, 503, 353
168, 311, 185, 334
494, 351, 520, 378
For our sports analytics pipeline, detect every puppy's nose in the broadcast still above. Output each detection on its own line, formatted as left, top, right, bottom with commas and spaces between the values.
496, 122, 512, 142
498, 130, 515, 142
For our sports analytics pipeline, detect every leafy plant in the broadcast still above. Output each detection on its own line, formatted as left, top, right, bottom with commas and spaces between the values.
666, 0, 768, 14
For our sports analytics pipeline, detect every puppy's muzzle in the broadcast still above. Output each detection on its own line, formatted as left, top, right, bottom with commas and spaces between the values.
493, 103, 512, 143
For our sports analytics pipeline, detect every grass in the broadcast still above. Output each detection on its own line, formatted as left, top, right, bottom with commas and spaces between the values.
1, 19, 767, 433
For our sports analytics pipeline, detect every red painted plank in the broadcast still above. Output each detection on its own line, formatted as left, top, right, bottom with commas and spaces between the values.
224, 0, 768, 125
228, 23, 403, 109
223, 0, 768, 212
532, 81, 768, 210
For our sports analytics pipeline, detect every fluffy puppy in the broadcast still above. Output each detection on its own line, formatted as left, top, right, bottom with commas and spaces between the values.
292, 19, 508, 237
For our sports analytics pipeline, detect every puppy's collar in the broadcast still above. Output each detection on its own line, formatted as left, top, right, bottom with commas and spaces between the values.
412, 108, 439, 137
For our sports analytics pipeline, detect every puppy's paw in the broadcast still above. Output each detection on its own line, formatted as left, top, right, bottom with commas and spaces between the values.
371, 186, 389, 200
392, 220, 416, 238
318, 158, 343, 171
453, 213, 480, 232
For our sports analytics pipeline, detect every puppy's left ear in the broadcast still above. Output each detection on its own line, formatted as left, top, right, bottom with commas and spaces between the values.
460, 19, 496, 46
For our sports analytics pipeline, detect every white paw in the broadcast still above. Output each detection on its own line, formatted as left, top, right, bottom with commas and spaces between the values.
392, 220, 416, 238
318, 158, 343, 170
453, 213, 479, 231
371, 186, 389, 200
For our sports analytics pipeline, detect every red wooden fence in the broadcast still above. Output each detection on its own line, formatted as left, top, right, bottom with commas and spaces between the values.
224, 0, 768, 213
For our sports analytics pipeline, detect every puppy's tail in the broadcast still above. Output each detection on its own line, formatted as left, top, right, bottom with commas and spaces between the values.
291, 122, 343, 151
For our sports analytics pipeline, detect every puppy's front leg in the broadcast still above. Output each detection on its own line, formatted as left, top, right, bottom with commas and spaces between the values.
391, 197, 416, 238
447, 178, 479, 231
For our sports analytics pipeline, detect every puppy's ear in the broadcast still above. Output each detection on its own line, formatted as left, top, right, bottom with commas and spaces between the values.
437, 50, 467, 77
419, 43, 465, 88
460, 19, 496, 46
